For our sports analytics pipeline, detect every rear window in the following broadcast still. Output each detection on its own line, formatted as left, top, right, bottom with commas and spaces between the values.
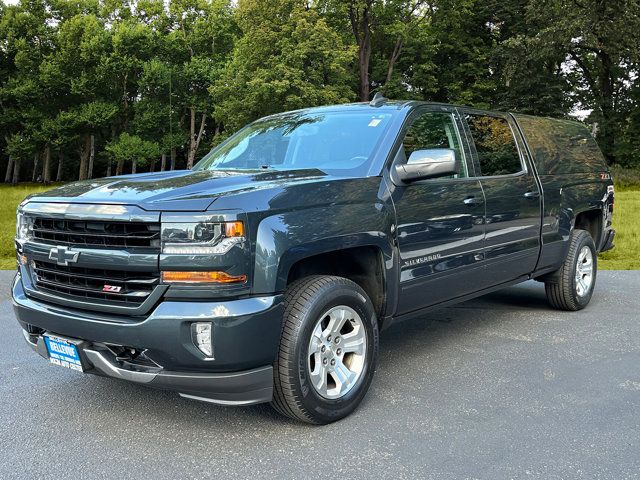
465, 114, 523, 176
514, 115, 607, 175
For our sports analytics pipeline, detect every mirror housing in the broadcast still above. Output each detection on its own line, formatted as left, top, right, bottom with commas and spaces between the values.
394, 148, 458, 183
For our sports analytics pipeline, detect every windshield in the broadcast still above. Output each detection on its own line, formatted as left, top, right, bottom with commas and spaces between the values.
194, 111, 393, 176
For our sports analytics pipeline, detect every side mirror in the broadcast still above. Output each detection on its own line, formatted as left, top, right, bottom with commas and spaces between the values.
394, 148, 458, 183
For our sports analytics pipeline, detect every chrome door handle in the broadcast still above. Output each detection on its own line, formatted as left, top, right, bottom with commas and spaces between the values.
464, 196, 484, 206
524, 191, 540, 199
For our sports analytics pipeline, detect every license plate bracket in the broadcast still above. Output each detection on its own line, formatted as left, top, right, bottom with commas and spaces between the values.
43, 334, 85, 372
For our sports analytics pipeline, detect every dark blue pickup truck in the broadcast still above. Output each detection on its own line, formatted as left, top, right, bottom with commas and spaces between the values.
13, 98, 615, 423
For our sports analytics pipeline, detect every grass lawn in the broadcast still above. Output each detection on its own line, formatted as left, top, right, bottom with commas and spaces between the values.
0, 183, 638, 270
0, 183, 60, 269
598, 188, 640, 269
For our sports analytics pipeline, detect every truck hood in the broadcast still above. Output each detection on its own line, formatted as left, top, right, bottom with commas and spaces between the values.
26, 169, 328, 211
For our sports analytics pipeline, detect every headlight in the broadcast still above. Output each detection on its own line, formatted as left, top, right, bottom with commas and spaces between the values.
16, 212, 33, 242
161, 219, 245, 254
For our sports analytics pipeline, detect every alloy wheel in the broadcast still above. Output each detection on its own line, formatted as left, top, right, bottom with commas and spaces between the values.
307, 306, 367, 399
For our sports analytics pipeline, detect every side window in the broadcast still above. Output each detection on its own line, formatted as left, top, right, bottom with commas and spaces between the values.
466, 114, 523, 176
401, 112, 468, 178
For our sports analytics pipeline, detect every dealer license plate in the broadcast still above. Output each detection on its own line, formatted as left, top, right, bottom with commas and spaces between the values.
44, 335, 84, 372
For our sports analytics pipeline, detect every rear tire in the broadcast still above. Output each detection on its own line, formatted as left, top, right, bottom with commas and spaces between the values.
271, 275, 379, 424
545, 229, 597, 311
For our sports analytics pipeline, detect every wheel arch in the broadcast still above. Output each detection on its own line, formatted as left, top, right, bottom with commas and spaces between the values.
252, 206, 397, 320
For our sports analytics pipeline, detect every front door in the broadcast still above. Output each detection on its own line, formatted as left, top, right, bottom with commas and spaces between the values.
391, 107, 486, 315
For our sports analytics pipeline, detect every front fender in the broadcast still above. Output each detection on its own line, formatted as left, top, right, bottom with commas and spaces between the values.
252, 203, 396, 296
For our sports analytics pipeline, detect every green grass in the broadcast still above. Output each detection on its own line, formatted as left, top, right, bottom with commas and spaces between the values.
598, 188, 640, 270
0, 183, 638, 270
0, 183, 60, 269
610, 165, 640, 190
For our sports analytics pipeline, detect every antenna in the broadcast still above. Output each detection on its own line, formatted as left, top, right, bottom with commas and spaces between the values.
370, 92, 388, 107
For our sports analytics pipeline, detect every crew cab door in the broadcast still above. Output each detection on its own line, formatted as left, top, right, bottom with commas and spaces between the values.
460, 109, 542, 284
390, 106, 486, 315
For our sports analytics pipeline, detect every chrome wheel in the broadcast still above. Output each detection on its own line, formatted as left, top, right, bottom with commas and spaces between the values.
307, 306, 367, 400
575, 246, 594, 297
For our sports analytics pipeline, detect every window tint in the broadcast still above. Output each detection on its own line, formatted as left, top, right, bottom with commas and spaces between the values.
512, 114, 606, 175
466, 114, 522, 176
401, 112, 467, 178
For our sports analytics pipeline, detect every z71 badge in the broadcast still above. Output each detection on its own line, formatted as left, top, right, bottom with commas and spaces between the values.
102, 285, 122, 293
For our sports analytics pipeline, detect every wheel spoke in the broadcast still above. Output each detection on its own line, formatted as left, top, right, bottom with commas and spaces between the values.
308, 334, 323, 355
325, 308, 348, 336
341, 329, 365, 355
331, 359, 355, 395
309, 362, 328, 395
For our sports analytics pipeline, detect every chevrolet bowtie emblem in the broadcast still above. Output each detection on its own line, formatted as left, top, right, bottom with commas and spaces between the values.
48, 246, 80, 266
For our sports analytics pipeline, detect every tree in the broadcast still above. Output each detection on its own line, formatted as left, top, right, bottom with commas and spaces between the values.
211, 0, 354, 131
524, 0, 640, 164
166, 0, 236, 168
105, 133, 159, 175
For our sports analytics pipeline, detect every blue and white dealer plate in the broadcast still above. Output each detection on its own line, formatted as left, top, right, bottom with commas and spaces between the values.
43, 335, 84, 372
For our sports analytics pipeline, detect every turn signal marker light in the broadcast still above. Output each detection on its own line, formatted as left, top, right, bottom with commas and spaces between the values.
162, 271, 247, 284
224, 221, 245, 238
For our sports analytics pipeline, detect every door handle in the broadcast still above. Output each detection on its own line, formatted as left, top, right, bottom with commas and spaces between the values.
463, 196, 484, 206
524, 191, 540, 199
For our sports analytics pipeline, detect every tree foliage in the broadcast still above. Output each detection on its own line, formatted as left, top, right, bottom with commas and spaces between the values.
0, 0, 639, 184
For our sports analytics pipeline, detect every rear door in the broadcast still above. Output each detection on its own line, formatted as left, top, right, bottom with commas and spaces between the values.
460, 109, 542, 285
391, 106, 486, 314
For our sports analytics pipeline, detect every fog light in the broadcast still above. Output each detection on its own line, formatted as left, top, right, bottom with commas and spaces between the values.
192, 322, 213, 357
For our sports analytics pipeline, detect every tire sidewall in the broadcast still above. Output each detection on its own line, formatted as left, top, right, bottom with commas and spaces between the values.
571, 232, 597, 308
292, 283, 379, 423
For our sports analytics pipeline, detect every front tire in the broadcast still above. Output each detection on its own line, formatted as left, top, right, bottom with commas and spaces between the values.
545, 229, 597, 311
271, 275, 379, 424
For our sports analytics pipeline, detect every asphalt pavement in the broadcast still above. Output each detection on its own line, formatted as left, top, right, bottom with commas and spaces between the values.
1, 270, 638, 479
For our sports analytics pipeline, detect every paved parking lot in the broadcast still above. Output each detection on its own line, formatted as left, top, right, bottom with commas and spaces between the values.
1, 270, 639, 479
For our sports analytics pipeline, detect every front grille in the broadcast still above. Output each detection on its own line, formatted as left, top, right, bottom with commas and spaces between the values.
32, 260, 159, 307
32, 218, 160, 250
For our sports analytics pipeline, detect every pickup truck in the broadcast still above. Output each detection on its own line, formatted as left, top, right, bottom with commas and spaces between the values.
13, 98, 615, 424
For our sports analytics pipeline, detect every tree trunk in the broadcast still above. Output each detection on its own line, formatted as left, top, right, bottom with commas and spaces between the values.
32, 152, 39, 182
597, 51, 615, 165
170, 147, 176, 170
189, 107, 195, 165
358, 33, 371, 101
161, 153, 167, 171
87, 134, 95, 179
78, 134, 91, 180
349, 1, 373, 102
385, 37, 403, 85
4, 156, 14, 183
187, 108, 206, 169
116, 159, 124, 176
131, 158, 137, 174
42, 145, 51, 183
56, 151, 64, 182
12, 159, 20, 185
150, 158, 156, 172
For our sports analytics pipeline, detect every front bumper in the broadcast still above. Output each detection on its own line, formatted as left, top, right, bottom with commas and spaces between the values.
22, 331, 273, 405
13, 274, 284, 406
